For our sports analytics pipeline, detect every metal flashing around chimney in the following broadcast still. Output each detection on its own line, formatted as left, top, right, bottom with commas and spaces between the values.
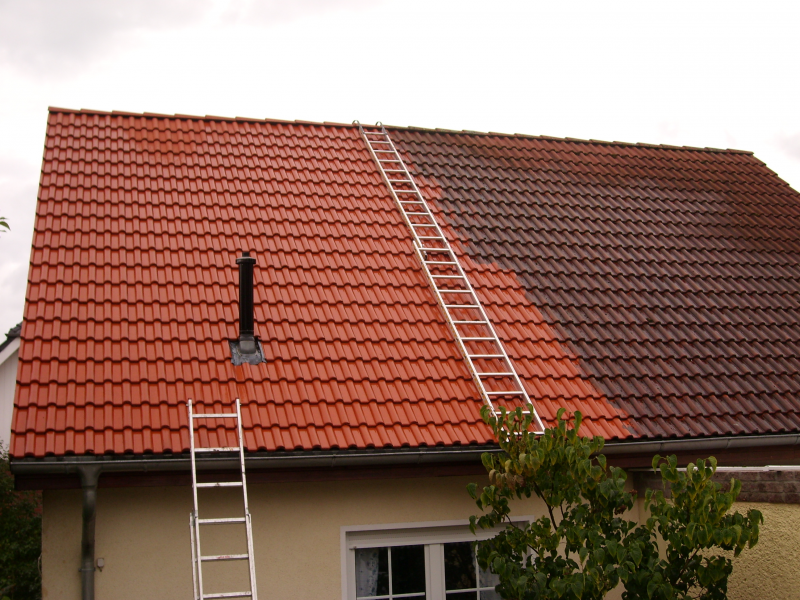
229, 338, 266, 365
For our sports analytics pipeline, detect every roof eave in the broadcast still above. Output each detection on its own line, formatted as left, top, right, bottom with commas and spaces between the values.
10, 432, 800, 476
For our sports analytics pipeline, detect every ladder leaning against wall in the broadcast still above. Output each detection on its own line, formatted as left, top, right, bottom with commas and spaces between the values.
188, 398, 259, 600
357, 121, 544, 433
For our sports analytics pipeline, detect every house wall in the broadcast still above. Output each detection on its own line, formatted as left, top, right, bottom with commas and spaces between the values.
42, 473, 553, 600
0, 338, 19, 449
41, 471, 799, 600
724, 501, 800, 599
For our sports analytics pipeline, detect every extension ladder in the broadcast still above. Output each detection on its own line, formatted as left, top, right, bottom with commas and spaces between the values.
357, 122, 544, 432
188, 399, 258, 600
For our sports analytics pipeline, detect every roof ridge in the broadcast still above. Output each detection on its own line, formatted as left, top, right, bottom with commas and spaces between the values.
47, 107, 754, 156
384, 124, 754, 155
47, 106, 357, 129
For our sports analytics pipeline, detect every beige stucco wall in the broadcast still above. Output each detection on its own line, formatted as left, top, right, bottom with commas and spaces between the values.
42, 473, 799, 600
724, 502, 800, 599
43, 473, 551, 600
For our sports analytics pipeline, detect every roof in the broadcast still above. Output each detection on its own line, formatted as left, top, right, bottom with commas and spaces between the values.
0, 322, 21, 355
10, 108, 800, 458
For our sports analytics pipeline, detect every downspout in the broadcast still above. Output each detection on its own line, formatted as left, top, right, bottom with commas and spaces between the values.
78, 465, 101, 600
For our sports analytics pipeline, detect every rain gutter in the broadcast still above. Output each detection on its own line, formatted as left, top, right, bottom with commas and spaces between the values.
600, 432, 800, 455
10, 433, 800, 476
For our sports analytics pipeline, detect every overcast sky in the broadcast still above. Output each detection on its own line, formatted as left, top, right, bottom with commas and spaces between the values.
1, 0, 799, 337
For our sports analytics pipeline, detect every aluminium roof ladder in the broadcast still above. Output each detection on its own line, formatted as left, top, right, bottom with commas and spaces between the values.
188, 399, 258, 600
357, 122, 544, 432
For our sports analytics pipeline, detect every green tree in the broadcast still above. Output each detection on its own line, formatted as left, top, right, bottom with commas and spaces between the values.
468, 406, 762, 600
0, 443, 41, 600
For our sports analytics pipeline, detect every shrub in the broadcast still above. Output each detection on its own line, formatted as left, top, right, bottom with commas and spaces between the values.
468, 406, 762, 600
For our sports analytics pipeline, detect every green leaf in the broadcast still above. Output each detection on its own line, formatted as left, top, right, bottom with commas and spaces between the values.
467, 482, 478, 498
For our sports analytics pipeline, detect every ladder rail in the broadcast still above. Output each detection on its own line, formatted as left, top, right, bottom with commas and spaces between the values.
188, 399, 258, 600
358, 123, 544, 432
236, 399, 259, 600
190, 513, 199, 600
188, 400, 205, 600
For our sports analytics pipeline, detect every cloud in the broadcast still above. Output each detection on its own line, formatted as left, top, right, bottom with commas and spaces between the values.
0, 156, 38, 337
0, 0, 378, 77
0, 0, 213, 76
223, 0, 377, 24
778, 133, 800, 162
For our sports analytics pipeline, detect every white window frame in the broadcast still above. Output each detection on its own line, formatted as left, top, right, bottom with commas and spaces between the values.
341, 518, 533, 600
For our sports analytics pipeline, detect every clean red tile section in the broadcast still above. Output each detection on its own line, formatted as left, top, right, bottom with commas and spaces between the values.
12, 109, 620, 457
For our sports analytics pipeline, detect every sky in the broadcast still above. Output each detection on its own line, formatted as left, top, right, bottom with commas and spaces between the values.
0, 0, 799, 337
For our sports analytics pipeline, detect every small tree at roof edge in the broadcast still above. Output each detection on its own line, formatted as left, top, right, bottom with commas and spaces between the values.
467, 406, 763, 600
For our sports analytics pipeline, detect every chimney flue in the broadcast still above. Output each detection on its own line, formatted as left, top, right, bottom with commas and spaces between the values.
236, 251, 257, 354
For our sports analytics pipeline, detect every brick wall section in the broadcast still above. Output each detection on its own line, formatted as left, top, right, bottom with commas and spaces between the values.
633, 470, 800, 504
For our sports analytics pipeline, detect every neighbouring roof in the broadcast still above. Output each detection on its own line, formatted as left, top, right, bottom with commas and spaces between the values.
0, 322, 21, 355
11, 108, 800, 458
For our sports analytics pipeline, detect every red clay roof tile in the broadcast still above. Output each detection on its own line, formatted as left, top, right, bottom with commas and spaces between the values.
11, 109, 800, 457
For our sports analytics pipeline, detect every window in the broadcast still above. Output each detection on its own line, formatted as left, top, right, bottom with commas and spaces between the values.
443, 541, 499, 600
356, 546, 426, 600
343, 519, 530, 600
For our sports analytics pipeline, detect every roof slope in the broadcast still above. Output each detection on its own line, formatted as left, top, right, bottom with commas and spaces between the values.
11, 109, 800, 457
390, 128, 800, 439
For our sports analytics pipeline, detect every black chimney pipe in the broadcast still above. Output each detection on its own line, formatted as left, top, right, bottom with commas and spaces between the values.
236, 251, 257, 354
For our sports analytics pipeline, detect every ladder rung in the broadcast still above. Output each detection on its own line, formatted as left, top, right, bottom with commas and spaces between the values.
384, 169, 406, 172
477, 372, 516, 376
388, 179, 412, 183
406, 212, 431, 216
453, 320, 487, 324
192, 413, 237, 418
444, 304, 480, 309
469, 354, 505, 358
461, 336, 495, 340
438, 289, 470, 293
203, 592, 253, 599
196, 481, 243, 488
201, 553, 249, 562
373, 149, 397, 153
197, 517, 247, 524
419, 247, 449, 252
485, 390, 525, 395
194, 447, 240, 453
394, 190, 418, 194
418, 235, 444, 239
431, 274, 465, 279
425, 260, 457, 265
377, 158, 402, 162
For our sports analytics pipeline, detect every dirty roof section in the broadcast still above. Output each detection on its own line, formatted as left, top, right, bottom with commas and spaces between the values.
390, 127, 800, 439
11, 108, 800, 458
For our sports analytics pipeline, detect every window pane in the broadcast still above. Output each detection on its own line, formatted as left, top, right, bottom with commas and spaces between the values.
444, 542, 476, 591
446, 592, 477, 600
479, 590, 501, 600
356, 547, 389, 598
478, 562, 500, 588
391, 545, 426, 595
